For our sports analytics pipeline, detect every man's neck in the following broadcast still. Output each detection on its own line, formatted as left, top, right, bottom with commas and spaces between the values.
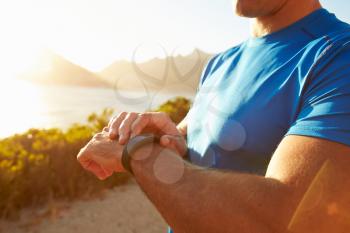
251, 0, 322, 37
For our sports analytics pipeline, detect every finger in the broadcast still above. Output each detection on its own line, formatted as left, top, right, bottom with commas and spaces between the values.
160, 135, 187, 157
104, 168, 114, 177
156, 112, 180, 135
77, 144, 114, 180
160, 136, 179, 154
150, 112, 180, 135
107, 116, 116, 129
165, 135, 187, 156
130, 112, 179, 137
81, 159, 106, 179
97, 170, 109, 180
77, 147, 90, 165
109, 112, 128, 139
90, 162, 111, 180
130, 114, 151, 137
160, 135, 170, 145
99, 166, 114, 180
118, 112, 139, 144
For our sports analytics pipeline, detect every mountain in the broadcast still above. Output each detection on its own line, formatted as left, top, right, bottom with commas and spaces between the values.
99, 49, 213, 93
18, 50, 110, 88
17, 49, 213, 91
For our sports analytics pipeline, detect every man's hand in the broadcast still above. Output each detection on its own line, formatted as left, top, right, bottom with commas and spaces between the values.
77, 131, 125, 180
107, 112, 187, 157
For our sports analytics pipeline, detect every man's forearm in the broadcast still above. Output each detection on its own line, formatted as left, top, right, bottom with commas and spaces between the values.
130, 143, 297, 233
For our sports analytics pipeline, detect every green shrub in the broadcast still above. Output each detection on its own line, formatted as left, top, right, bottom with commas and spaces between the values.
0, 97, 191, 219
0, 109, 129, 219
153, 96, 191, 124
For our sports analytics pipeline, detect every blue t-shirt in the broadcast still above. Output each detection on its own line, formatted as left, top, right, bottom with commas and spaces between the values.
168, 8, 350, 233
187, 8, 350, 174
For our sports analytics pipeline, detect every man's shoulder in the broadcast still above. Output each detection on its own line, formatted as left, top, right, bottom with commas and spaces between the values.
303, 10, 350, 53
205, 43, 244, 70
218, 43, 245, 60
325, 28, 350, 53
199, 44, 245, 85
302, 29, 350, 96
299, 28, 350, 72
316, 28, 350, 50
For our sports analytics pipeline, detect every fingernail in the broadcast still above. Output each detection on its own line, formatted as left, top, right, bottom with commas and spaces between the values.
119, 135, 125, 144
162, 137, 170, 145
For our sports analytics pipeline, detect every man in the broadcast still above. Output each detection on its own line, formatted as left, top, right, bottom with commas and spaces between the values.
77, 0, 350, 232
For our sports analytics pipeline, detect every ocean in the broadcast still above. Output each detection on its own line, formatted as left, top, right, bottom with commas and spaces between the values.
0, 80, 195, 138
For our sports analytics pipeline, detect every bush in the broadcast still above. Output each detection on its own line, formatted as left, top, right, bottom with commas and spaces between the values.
0, 97, 191, 219
153, 96, 191, 124
0, 109, 129, 219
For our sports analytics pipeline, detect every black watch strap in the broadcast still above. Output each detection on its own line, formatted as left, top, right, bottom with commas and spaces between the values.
121, 134, 160, 175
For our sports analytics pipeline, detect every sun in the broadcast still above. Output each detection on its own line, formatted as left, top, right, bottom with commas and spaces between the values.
0, 0, 50, 81
0, 42, 46, 81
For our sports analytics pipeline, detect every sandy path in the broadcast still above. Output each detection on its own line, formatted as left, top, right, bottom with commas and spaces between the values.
0, 181, 168, 233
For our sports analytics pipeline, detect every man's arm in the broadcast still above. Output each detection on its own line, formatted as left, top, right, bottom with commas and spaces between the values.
130, 135, 350, 233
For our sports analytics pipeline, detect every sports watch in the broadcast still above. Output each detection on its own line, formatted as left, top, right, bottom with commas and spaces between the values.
121, 134, 160, 175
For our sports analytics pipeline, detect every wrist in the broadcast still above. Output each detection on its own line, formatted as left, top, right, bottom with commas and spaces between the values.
122, 134, 160, 174
115, 144, 126, 172
131, 143, 186, 185
130, 143, 161, 171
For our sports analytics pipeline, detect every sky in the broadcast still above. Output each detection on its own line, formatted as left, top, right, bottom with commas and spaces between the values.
0, 0, 349, 73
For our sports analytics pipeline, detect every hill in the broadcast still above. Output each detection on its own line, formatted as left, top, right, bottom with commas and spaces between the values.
99, 49, 213, 92
18, 50, 110, 88
17, 49, 213, 92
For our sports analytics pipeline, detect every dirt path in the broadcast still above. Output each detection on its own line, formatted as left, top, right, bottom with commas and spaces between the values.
0, 181, 167, 233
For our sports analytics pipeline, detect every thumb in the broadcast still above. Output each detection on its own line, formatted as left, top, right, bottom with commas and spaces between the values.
160, 135, 187, 157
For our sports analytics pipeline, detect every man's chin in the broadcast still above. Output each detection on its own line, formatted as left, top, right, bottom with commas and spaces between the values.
234, 9, 264, 18
235, 11, 258, 18
233, 0, 284, 18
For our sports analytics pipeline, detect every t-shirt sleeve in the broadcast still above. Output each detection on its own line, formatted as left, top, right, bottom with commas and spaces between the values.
286, 47, 350, 147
